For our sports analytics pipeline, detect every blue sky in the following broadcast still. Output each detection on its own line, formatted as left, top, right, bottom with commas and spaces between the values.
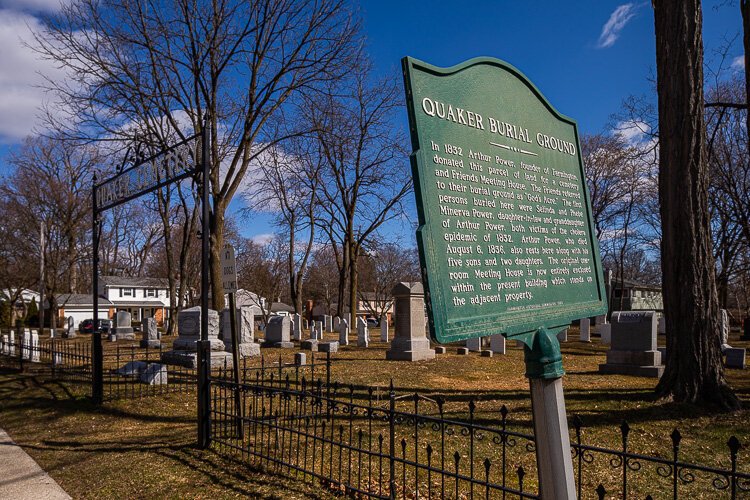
0, 1, 744, 245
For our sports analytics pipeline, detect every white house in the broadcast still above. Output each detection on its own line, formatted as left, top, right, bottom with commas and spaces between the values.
56, 293, 113, 327
98, 276, 173, 325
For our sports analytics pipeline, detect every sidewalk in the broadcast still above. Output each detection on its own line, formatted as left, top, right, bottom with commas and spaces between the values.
0, 428, 71, 500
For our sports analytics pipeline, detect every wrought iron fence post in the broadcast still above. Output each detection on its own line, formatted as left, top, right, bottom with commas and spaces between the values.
389, 380, 396, 500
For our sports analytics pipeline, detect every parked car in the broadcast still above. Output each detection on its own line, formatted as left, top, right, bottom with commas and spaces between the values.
366, 317, 379, 327
78, 319, 112, 334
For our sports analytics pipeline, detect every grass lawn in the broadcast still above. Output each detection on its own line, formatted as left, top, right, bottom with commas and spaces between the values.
1, 327, 749, 498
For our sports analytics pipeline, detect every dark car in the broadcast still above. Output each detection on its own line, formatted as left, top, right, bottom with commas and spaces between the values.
78, 319, 112, 334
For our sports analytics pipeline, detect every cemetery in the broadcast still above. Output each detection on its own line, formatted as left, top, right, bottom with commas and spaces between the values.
0, 1, 747, 499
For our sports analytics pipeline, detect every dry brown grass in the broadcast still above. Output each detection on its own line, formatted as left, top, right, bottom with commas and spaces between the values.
1, 327, 749, 498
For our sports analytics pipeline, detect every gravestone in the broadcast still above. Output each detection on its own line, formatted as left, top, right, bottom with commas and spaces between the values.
657, 316, 666, 335
1, 334, 7, 355
599, 311, 663, 377
161, 307, 232, 369
314, 321, 324, 340
338, 320, 349, 346
386, 282, 435, 361
300, 339, 319, 351
456, 347, 469, 355
557, 328, 568, 342
466, 337, 482, 352
490, 334, 506, 354
30, 332, 40, 362
579, 318, 591, 342
319, 341, 339, 353
140, 317, 160, 348
303, 319, 309, 331
21, 331, 31, 360
294, 352, 306, 366
8, 332, 15, 356
264, 316, 293, 348
140, 363, 168, 385
434, 346, 446, 354
117, 360, 149, 375
221, 307, 260, 357
324, 315, 332, 333
725, 348, 746, 369
292, 313, 302, 341
481, 350, 493, 358
112, 311, 135, 341
357, 317, 369, 348
720, 309, 731, 352
598, 323, 611, 344
657, 347, 667, 365
333, 316, 341, 331
65, 316, 76, 339
380, 316, 389, 342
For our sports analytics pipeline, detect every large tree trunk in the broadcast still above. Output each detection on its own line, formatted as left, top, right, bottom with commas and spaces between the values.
210, 200, 226, 312
653, 0, 738, 408
742, 1, 749, 140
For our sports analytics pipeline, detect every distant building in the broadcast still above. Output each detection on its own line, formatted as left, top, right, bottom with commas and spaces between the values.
98, 276, 174, 325
1, 288, 41, 325
608, 278, 663, 312
55, 293, 113, 327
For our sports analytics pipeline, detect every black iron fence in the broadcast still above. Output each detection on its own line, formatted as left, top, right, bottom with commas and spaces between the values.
209, 355, 750, 499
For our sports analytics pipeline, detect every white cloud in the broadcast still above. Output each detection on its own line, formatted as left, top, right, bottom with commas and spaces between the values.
251, 233, 274, 246
0, 0, 71, 13
732, 55, 745, 71
613, 120, 650, 144
0, 9, 69, 143
597, 4, 637, 49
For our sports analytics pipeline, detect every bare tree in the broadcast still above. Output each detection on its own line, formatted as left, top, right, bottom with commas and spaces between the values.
357, 242, 420, 321
653, 0, 738, 408
34, 0, 360, 312
309, 61, 412, 326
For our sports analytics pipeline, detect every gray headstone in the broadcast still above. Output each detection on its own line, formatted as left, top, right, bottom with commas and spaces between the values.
116, 361, 149, 376
725, 348, 746, 369
301, 339, 319, 351
490, 334, 506, 354
333, 316, 341, 331
579, 318, 591, 342
112, 310, 135, 340
162, 307, 232, 369
456, 347, 469, 355
140, 317, 160, 348
319, 341, 339, 353
264, 316, 292, 347
599, 311, 663, 377
598, 323, 611, 344
324, 315, 332, 333
481, 350, 493, 358
386, 282, 435, 362
65, 316, 77, 338
466, 337, 482, 351
338, 321, 349, 346
294, 352, 306, 366
140, 363, 168, 385
557, 328, 568, 342
657, 316, 666, 335
221, 307, 259, 357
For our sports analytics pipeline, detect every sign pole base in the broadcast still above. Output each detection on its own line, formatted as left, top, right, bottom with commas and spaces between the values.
523, 328, 576, 500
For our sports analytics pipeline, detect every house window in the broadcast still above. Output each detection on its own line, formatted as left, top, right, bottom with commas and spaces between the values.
145, 289, 157, 298
121, 288, 133, 297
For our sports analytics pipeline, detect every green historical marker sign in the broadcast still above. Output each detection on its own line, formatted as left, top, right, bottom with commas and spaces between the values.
403, 56, 607, 355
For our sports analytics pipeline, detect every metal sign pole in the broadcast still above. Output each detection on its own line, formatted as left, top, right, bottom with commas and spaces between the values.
523, 328, 576, 499
197, 114, 212, 449
92, 176, 103, 404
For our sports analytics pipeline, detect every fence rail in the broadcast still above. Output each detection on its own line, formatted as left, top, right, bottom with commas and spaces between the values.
209, 356, 750, 499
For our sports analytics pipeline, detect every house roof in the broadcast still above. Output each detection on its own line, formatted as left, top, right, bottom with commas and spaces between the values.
55, 293, 113, 306
100, 276, 171, 288
611, 279, 662, 291
270, 302, 295, 313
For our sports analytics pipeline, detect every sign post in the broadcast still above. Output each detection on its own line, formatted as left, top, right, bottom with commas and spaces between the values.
221, 244, 243, 438
402, 56, 607, 499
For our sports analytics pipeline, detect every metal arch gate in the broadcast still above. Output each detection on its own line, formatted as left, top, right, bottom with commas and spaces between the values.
91, 116, 212, 447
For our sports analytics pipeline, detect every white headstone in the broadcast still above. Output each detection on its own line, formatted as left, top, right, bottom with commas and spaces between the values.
357, 317, 369, 347
1, 334, 7, 355
380, 316, 389, 342
490, 334, 506, 354
720, 309, 731, 352
339, 319, 349, 346
8, 332, 15, 356
30, 332, 40, 362
324, 315, 332, 333
599, 323, 611, 344
386, 282, 435, 361
580, 318, 591, 342
292, 313, 302, 341
21, 331, 31, 360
